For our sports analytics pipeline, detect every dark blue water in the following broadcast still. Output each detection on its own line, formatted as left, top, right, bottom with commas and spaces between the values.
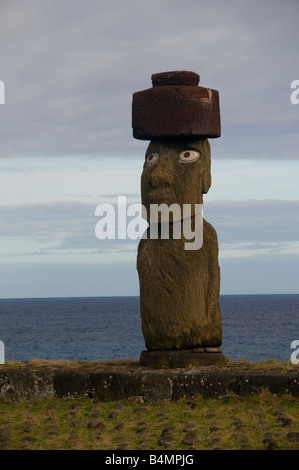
0, 295, 298, 363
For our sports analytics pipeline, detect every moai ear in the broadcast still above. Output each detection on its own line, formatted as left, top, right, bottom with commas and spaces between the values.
201, 140, 212, 194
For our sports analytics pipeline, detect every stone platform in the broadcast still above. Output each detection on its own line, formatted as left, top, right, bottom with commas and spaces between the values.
0, 360, 298, 403
139, 348, 226, 369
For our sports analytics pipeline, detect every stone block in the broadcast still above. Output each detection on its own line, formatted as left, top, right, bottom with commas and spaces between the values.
132, 70, 221, 140
139, 349, 226, 369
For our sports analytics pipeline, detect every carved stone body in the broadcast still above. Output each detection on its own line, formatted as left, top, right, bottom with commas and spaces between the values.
137, 218, 222, 350
137, 138, 222, 351
132, 71, 223, 364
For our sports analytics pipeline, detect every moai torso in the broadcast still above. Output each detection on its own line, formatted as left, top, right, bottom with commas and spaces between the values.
137, 218, 222, 350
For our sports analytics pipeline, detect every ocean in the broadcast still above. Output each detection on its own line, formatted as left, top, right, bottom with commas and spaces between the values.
0, 294, 298, 363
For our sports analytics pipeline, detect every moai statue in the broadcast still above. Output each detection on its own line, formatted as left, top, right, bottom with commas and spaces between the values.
132, 71, 225, 368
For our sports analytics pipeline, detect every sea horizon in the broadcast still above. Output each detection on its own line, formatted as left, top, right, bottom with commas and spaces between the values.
0, 292, 298, 301
0, 294, 298, 363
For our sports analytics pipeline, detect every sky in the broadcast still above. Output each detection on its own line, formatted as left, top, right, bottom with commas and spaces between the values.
0, 0, 298, 298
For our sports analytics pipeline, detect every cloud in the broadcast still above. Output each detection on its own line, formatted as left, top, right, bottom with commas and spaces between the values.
0, 197, 298, 297
0, 0, 298, 159
0, 200, 140, 265
220, 254, 299, 295
0, 198, 298, 261
0, 262, 139, 298
220, 241, 299, 259
205, 199, 299, 243
0, 1, 298, 297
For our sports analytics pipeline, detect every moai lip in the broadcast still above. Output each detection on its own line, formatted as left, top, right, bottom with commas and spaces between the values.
132, 70, 221, 140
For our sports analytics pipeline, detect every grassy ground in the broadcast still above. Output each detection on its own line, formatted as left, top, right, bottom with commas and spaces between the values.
0, 388, 298, 450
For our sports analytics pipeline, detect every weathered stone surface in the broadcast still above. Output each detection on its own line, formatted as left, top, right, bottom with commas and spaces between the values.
182, 431, 198, 446
141, 139, 212, 211
141, 371, 173, 402
277, 415, 293, 427
287, 432, 299, 442
0, 362, 298, 402
137, 225, 222, 351
87, 419, 106, 430
132, 71, 220, 140
183, 421, 197, 432
133, 73, 222, 359
139, 349, 226, 369
137, 139, 222, 351
0, 367, 54, 401
152, 70, 200, 87
54, 369, 143, 401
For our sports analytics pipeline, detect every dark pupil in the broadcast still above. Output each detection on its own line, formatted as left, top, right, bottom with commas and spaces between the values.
184, 152, 190, 158
149, 155, 154, 160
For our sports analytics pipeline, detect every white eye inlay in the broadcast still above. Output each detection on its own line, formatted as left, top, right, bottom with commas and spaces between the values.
145, 153, 160, 166
178, 150, 200, 163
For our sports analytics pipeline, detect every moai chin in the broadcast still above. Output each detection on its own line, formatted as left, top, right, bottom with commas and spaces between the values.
132, 71, 225, 368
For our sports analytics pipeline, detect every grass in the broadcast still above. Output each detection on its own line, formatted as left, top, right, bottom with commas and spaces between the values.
0, 388, 298, 450
2, 357, 297, 370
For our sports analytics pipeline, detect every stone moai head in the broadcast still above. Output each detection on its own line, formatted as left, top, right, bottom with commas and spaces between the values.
141, 138, 211, 221
132, 71, 221, 218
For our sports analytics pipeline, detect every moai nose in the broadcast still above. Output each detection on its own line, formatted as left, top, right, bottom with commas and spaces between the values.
149, 155, 174, 189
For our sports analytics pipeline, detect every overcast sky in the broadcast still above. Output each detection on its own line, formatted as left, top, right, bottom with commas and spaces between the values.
0, 0, 298, 298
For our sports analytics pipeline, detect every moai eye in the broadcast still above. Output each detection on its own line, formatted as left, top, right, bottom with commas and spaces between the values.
178, 150, 200, 163
145, 153, 160, 166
